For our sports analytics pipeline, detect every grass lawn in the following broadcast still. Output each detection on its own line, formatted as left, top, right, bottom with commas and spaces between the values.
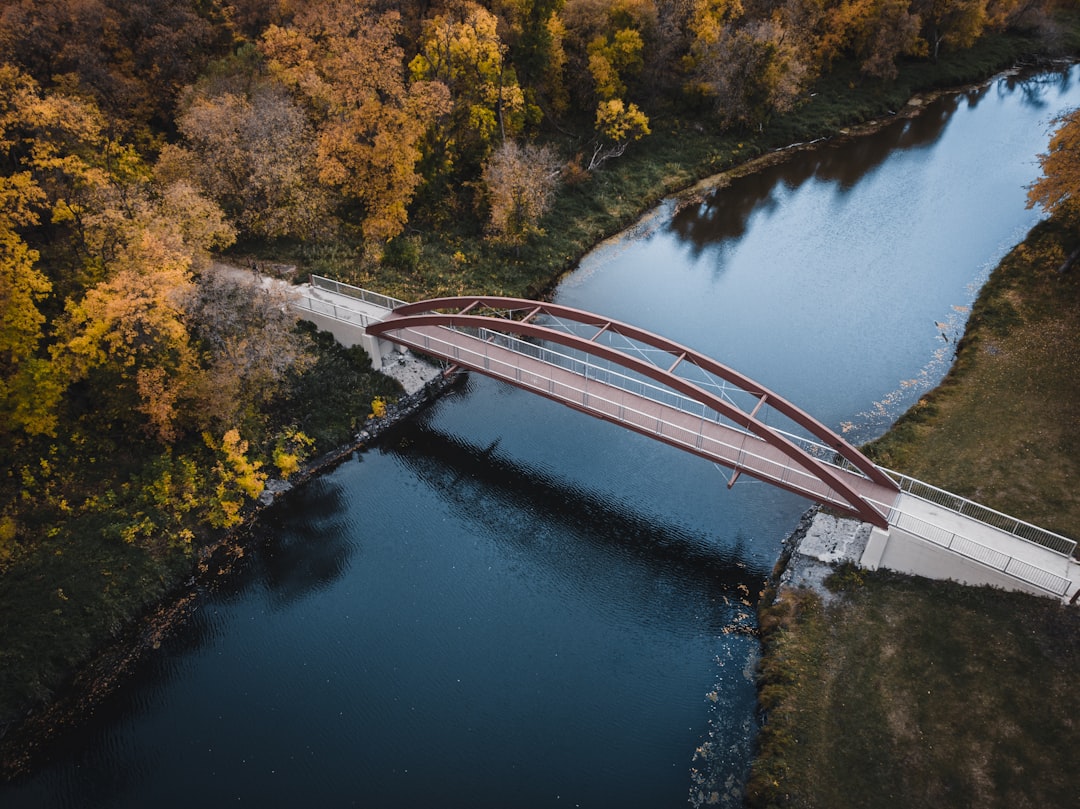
749, 574, 1080, 809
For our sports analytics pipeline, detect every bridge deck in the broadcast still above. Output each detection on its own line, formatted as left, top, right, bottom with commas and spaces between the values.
382, 323, 899, 520
287, 279, 1076, 600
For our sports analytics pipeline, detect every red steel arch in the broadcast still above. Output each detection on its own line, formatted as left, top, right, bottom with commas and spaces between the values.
368, 297, 898, 527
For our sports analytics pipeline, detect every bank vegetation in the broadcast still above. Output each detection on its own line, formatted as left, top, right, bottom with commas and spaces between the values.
1, 0, 1079, 779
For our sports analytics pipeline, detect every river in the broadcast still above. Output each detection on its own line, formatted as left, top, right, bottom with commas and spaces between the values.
4, 65, 1078, 808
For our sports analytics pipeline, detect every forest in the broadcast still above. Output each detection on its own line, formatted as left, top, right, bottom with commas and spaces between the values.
1, 0, 1077, 728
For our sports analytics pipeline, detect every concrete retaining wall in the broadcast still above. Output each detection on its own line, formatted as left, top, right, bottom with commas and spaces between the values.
295, 308, 401, 368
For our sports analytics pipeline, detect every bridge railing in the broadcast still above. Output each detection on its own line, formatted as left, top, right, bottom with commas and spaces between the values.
889, 509, 1071, 596
310, 275, 406, 311
404, 325, 856, 509
745, 405, 1079, 561
880, 469, 1077, 558
475, 327, 827, 445
291, 291, 376, 328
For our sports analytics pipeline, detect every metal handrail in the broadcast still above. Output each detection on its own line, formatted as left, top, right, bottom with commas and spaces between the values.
399, 325, 859, 510
291, 293, 373, 328
890, 509, 1071, 596
474, 327, 823, 448
881, 469, 1076, 557
309, 275, 406, 311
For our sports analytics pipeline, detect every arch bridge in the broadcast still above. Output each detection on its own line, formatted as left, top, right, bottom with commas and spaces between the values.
367, 295, 900, 528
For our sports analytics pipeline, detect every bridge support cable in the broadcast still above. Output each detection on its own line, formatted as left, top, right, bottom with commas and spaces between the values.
368, 297, 899, 527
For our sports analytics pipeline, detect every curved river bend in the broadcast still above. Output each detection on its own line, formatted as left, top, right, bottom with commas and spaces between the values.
4, 66, 1079, 808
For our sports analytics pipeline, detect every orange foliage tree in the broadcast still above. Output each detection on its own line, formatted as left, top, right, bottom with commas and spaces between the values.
260, 0, 451, 244
1029, 107, 1080, 223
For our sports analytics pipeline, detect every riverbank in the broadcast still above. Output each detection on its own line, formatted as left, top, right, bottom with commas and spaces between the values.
746, 211, 1080, 806
0, 367, 461, 778
295, 20, 1080, 304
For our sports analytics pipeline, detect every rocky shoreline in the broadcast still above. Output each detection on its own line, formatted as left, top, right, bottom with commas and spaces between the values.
768, 507, 873, 606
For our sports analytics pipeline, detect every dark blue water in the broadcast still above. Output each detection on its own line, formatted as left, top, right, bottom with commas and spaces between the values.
4, 65, 1078, 808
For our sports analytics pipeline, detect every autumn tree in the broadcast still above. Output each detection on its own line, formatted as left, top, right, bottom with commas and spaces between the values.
1028, 107, 1080, 223
202, 427, 267, 528
561, 0, 659, 100
53, 176, 235, 444
183, 268, 314, 434
690, 14, 811, 127
0, 0, 218, 138
589, 97, 651, 168
0, 65, 96, 438
912, 0, 988, 63
0, 167, 58, 438
647, 0, 699, 91
164, 72, 332, 241
0, 62, 238, 445
410, 1, 531, 172
558, 0, 655, 167
481, 139, 561, 244
801, 0, 928, 80
260, 0, 451, 244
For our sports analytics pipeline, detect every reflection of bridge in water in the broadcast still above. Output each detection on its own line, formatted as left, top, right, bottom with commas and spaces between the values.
291, 275, 1079, 602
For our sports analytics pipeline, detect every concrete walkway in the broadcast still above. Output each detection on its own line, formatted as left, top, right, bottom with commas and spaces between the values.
784, 504, 1079, 605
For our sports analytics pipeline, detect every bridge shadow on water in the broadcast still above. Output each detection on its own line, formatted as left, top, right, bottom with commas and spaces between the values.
378, 416, 772, 607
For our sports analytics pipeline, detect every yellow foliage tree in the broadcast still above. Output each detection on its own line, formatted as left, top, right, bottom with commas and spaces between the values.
410, 0, 530, 158
589, 98, 650, 170
54, 177, 234, 443
587, 27, 644, 100
273, 427, 315, 480
0, 66, 121, 438
1029, 107, 1080, 220
203, 428, 267, 528
0, 179, 59, 437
